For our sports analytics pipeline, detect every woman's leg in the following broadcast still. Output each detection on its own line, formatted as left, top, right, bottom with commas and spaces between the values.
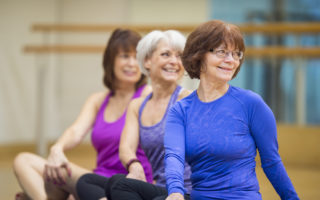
13, 152, 90, 200
44, 162, 90, 200
110, 176, 167, 200
76, 173, 110, 200
13, 152, 65, 199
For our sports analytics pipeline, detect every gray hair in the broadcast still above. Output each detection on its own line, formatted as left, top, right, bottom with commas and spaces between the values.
136, 30, 186, 75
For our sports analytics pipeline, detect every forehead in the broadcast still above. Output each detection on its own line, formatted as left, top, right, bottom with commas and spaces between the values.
117, 47, 136, 54
154, 39, 182, 52
216, 42, 239, 50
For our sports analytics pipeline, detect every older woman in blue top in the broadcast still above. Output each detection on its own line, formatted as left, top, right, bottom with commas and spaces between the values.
164, 20, 299, 200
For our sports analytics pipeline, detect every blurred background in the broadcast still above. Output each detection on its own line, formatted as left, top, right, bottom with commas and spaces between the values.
0, 0, 319, 199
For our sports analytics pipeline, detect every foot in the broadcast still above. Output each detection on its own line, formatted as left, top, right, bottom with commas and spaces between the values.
15, 192, 30, 200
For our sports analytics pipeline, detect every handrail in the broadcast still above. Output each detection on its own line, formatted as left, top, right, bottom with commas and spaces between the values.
23, 45, 320, 57
31, 22, 320, 34
32, 24, 196, 33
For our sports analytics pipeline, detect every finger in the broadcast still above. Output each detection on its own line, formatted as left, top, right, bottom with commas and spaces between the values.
55, 167, 66, 185
47, 165, 56, 183
43, 165, 50, 182
49, 166, 59, 185
61, 162, 72, 177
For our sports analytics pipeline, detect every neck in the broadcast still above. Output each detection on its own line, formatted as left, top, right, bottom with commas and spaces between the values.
150, 80, 177, 100
197, 78, 229, 102
113, 81, 137, 97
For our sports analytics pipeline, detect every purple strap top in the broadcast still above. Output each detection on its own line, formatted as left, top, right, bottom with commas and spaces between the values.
91, 85, 153, 183
138, 85, 192, 192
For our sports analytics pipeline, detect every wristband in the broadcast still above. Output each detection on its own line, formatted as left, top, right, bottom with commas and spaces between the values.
125, 158, 140, 171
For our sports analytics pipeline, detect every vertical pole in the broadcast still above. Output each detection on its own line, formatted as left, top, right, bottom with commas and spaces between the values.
294, 36, 306, 125
35, 43, 48, 156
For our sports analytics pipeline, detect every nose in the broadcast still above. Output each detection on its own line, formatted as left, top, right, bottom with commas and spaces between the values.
169, 55, 180, 65
128, 56, 138, 66
224, 52, 235, 62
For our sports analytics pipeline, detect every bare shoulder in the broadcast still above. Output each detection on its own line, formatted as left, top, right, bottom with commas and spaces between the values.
128, 97, 145, 114
178, 88, 192, 101
87, 91, 109, 108
140, 85, 152, 97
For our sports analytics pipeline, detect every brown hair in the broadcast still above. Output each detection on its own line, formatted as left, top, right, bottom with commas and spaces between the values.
182, 20, 245, 79
102, 29, 147, 93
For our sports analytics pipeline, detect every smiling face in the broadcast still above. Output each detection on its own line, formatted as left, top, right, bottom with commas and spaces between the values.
144, 40, 184, 83
113, 49, 142, 85
201, 43, 241, 83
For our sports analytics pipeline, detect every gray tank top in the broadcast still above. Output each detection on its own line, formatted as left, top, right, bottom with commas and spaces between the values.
139, 85, 192, 193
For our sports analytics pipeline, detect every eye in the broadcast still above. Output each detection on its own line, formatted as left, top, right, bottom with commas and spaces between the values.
216, 49, 226, 54
234, 51, 243, 58
119, 53, 129, 58
161, 52, 170, 57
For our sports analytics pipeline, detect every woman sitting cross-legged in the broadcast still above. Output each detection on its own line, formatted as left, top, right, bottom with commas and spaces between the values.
13, 28, 153, 200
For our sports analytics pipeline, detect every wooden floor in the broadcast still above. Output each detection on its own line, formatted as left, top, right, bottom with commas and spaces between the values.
1, 124, 320, 200
1, 150, 320, 199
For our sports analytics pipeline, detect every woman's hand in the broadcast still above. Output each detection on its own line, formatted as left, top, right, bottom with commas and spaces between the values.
166, 193, 184, 200
44, 145, 72, 185
126, 162, 146, 182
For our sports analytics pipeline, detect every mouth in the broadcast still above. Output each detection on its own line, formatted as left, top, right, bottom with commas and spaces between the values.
217, 66, 233, 72
163, 67, 179, 73
123, 68, 137, 76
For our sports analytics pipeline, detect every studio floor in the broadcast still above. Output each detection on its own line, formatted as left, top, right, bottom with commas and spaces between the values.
1, 142, 319, 200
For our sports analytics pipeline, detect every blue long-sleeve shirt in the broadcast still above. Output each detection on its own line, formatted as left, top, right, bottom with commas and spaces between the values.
164, 85, 299, 200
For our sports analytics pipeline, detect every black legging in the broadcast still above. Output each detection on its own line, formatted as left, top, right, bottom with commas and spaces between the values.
110, 175, 190, 200
76, 173, 126, 200
76, 173, 109, 199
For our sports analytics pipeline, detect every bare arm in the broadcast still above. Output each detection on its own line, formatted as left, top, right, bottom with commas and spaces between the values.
44, 92, 106, 184
178, 88, 192, 101
52, 92, 105, 150
119, 98, 146, 181
140, 84, 152, 98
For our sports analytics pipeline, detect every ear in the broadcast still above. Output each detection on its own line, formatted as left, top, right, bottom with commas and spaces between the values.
144, 58, 152, 71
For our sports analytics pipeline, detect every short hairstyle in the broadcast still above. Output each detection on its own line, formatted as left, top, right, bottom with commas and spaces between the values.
102, 28, 147, 93
182, 20, 245, 79
136, 30, 186, 75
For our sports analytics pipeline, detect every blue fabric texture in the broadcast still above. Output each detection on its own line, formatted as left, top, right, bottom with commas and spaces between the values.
164, 85, 299, 200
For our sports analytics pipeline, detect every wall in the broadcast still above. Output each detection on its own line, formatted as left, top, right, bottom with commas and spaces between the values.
0, 0, 208, 146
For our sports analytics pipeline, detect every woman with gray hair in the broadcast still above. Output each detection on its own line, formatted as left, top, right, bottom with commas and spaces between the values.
76, 29, 192, 200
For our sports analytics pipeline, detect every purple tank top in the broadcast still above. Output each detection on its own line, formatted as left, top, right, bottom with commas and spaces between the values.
91, 85, 153, 183
139, 85, 192, 192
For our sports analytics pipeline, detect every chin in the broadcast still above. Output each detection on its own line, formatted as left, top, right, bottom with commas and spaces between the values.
124, 78, 140, 84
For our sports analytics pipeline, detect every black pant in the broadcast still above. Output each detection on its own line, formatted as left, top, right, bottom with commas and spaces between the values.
77, 173, 128, 200
76, 173, 109, 200
110, 175, 190, 200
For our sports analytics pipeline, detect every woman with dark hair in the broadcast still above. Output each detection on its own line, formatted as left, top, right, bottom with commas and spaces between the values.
76, 30, 192, 200
13, 28, 152, 200
164, 20, 299, 200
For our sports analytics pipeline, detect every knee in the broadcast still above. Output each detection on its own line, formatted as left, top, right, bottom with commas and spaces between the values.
108, 174, 126, 189
44, 181, 69, 200
13, 152, 33, 174
76, 173, 91, 191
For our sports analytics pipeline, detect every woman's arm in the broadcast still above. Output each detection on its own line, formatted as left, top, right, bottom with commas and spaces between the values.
119, 98, 146, 182
44, 92, 106, 185
177, 89, 191, 101
164, 104, 186, 198
141, 84, 152, 97
249, 96, 299, 200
